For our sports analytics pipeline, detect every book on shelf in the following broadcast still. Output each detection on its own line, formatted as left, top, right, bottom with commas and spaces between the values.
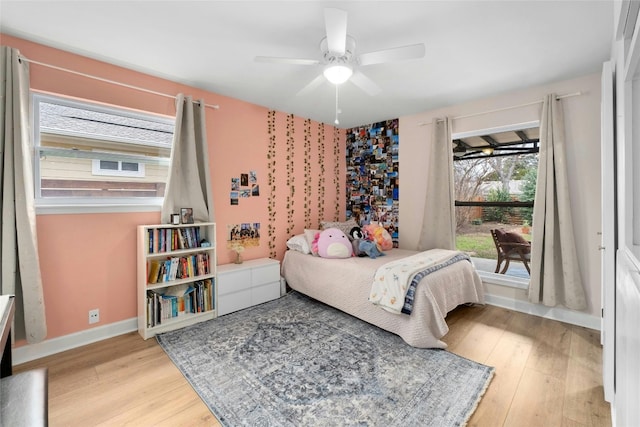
145, 279, 214, 327
146, 253, 210, 284
147, 226, 207, 254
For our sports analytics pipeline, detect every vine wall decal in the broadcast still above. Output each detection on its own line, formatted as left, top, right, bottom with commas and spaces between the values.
333, 127, 341, 221
266, 110, 277, 259
286, 113, 295, 238
303, 118, 312, 229
318, 123, 326, 221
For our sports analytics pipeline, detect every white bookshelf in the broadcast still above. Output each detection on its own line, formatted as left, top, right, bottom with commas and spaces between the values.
137, 222, 216, 339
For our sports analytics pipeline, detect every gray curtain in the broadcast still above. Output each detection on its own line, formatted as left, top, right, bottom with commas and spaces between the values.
0, 46, 47, 343
528, 94, 586, 310
417, 117, 456, 251
162, 94, 214, 223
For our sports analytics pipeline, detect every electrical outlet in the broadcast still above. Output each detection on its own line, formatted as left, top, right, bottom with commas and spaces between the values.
89, 309, 99, 324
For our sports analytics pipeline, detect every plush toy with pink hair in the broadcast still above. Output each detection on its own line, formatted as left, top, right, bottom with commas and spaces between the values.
362, 223, 393, 251
312, 228, 353, 258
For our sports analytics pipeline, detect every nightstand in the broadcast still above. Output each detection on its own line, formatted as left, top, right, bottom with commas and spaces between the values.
217, 258, 281, 316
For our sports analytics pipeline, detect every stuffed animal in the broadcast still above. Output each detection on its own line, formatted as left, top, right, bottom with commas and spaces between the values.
313, 228, 353, 258
363, 223, 393, 251
349, 226, 366, 257
349, 226, 384, 258
358, 240, 384, 259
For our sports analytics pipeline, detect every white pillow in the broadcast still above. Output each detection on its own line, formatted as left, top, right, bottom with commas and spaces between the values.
286, 234, 311, 254
304, 229, 321, 255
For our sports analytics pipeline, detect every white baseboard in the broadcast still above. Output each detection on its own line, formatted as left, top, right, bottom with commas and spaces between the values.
484, 292, 601, 331
13, 318, 137, 366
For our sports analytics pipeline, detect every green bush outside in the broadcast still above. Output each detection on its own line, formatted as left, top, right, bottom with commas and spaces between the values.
484, 187, 512, 223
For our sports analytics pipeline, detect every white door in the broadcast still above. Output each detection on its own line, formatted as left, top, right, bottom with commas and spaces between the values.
600, 60, 615, 403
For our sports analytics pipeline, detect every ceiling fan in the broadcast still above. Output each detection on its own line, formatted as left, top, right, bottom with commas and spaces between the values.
254, 8, 426, 99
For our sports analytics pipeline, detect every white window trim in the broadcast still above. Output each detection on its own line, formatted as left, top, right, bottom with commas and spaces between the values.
453, 120, 540, 290
32, 92, 173, 214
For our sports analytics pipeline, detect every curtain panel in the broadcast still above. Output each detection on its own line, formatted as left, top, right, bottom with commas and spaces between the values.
162, 94, 214, 224
417, 117, 456, 251
528, 94, 587, 310
0, 46, 47, 343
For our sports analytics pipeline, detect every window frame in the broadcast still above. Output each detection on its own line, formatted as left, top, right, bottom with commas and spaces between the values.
452, 121, 539, 288
32, 92, 174, 215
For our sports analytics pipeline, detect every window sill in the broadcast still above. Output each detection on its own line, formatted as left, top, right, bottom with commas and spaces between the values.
477, 270, 529, 290
35, 202, 162, 215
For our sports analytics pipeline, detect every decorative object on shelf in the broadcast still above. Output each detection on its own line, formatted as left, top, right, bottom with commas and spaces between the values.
230, 242, 245, 264
180, 207, 194, 224
171, 214, 180, 225
200, 239, 212, 247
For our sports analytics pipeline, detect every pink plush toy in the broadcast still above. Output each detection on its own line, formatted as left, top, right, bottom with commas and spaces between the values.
312, 228, 353, 258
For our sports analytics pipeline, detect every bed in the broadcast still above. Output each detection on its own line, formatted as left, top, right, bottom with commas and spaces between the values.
281, 248, 485, 349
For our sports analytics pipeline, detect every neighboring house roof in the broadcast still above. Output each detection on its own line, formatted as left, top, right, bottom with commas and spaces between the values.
39, 101, 173, 146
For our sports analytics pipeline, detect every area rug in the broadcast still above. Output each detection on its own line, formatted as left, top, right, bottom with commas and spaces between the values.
157, 291, 494, 426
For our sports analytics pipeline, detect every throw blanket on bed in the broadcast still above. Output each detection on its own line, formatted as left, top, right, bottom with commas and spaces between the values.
369, 249, 471, 314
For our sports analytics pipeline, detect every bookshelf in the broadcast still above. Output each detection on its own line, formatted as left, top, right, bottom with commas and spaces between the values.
137, 222, 216, 339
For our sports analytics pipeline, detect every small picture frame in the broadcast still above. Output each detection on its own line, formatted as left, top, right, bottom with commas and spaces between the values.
171, 214, 180, 225
180, 208, 194, 224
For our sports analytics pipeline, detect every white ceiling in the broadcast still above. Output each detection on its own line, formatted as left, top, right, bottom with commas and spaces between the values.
0, 1, 614, 129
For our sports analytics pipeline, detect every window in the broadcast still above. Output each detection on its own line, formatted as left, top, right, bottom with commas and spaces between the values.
92, 159, 145, 177
33, 94, 174, 212
452, 122, 539, 285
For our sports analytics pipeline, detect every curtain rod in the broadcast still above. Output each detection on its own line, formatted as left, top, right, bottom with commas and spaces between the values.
18, 55, 220, 110
418, 91, 582, 126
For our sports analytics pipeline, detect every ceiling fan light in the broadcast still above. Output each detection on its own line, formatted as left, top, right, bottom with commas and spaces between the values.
323, 64, 353, 84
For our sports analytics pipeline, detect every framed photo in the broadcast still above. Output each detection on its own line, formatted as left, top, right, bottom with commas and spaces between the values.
170, 214, 180, 225
180, 208, 194, 224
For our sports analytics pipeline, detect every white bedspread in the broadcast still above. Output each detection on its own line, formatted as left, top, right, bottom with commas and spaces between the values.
281, 248, 485, 349
369, 249, 463, 314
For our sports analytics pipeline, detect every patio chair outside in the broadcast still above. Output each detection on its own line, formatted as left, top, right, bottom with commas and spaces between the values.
490, 228, 531, 275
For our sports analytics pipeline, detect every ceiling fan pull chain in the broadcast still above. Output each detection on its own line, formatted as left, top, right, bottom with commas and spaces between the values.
335, 85, 340, 125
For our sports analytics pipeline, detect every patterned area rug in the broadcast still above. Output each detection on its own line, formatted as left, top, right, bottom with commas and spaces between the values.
157, 292, 494, 426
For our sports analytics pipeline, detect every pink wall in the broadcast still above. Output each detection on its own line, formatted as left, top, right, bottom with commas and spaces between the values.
1, 34, 345, 341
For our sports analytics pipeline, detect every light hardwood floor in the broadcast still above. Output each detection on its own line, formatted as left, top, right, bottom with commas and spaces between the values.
14, 304, 611, 426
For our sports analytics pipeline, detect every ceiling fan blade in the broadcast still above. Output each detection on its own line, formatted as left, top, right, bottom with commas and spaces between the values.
324, 8, 348, 55
350, 71, 381, 96
358, 43, 426, 66
255, 56, 320, 66
296, 74, 326, 97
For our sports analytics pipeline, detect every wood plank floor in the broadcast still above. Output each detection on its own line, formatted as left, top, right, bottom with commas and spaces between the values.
14, 304, 611, 426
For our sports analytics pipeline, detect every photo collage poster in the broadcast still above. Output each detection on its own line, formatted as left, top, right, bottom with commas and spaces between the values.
345, 119, 399, 247
230, 170, 259, 205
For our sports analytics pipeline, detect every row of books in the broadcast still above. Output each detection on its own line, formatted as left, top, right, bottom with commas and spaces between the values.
146, 279, 214, 327
147, 227, 202, 254
147, 253, 210, 284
